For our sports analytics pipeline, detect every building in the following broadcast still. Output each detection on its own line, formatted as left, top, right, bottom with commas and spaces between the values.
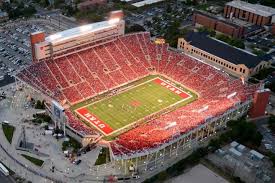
0, 0, 10, 6
249, 89, 270, 118
30, 19, 125, 61
178, 32, 271, 79
15, 15, 262, 176
224, 0, 275, 26
0, 11, 8, 22
193, 11, 245, 38
119, 0, 165, 8
77, 0, 107, 11
272, 24, 275, 35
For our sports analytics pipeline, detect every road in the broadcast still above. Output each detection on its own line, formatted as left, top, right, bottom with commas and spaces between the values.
33, 4, 78, 29
258, 123, 275, 153
0, 171, 15, 183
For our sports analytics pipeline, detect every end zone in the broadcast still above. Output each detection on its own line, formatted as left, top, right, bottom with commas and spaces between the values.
75, 108, 114, 135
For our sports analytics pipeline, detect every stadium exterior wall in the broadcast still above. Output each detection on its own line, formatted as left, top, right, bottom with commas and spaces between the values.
14, 76, 100, 145
65, 126, 95, 146
111, 99, 252, 174
14, 76, 55, 105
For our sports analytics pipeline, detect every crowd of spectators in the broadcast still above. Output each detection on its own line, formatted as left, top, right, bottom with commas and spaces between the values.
16, 32, 259, 156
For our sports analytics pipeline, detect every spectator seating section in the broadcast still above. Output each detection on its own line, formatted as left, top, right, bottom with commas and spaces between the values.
17, 32, 258, 155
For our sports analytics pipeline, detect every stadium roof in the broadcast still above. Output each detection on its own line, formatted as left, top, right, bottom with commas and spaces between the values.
226, 0, 275, 17
184, 32, 264, 68
132, 0, 164, 7
45, 20, 118, 44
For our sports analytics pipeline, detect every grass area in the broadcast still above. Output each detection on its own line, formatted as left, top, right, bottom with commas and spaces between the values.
2, 124, 15, 144
215, 34, 245, 49
248, 77, 260, 84
75, 77, 197, 131
253, 67, 275, 80
95, 147, 110, 165
62, 137, 82, 153
252, 49, 266, 56
21, 154, 44, 167
71, 75, 158, 110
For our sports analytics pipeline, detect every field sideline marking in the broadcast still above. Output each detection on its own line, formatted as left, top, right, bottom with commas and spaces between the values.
75, 108, 114, 136
75, 77, 159, 110
75, 77, 193, 136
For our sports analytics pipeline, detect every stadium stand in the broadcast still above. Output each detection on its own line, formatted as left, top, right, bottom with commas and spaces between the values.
17, 32, 258, 157
65, 111, 99, 136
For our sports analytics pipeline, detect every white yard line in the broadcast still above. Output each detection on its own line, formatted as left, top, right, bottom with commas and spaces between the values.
75, 77, 194, 136
75, 77, 158, 110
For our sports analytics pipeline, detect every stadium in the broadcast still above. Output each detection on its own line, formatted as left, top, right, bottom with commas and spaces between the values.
14, 12, 260, 174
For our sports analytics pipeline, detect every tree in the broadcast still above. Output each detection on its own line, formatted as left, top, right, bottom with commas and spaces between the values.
230, 39, 245, 49
226, 120, 263, 147
209, 139, 221, 151
268, 115, 275, 134
35, 100, 42, 109
125, 24, 145, 33
2, 2, 37, 19
64, 5, 77, 16
185, 0, 197, 5
22, 5, 37, 18
216, 34, 245, 49
157, 171, 168, 182
166, 4, 172, 13
233, 177, 245, 183
268, 152, 275, 167
197, 27, 216, 37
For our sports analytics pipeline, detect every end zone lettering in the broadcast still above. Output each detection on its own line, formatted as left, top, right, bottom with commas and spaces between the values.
154, 78, 190, 99
76, 108, 114, 135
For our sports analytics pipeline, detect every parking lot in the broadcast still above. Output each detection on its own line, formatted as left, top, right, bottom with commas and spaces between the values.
125, 2, 193, 37
245, 30, 275, 57
0, 18, 71, 80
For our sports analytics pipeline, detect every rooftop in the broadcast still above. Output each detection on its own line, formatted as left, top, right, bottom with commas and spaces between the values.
226, 0, 275, 17
45, 20, 120, 44
0, 11, 8, 17
194, 10, 243, 29
184, 32, 264, 68
132, 0, 164, 7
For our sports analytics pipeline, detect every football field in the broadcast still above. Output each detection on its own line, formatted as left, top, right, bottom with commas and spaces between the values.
75, 77, 197, 135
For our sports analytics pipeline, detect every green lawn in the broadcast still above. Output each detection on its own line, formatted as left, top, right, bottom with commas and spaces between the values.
2, 124, 15, 144
71, 75, 158, 111
95, 147, 110, 165
75, 77, 197, 131
21, 154, 44, 167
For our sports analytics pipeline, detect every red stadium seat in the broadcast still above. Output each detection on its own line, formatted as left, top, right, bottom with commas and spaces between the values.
17, 32, 258, 156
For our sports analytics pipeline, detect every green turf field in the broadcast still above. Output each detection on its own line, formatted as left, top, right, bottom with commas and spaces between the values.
74, 77, 197, 133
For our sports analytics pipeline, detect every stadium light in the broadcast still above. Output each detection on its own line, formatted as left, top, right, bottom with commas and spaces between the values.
108, 18, 120, 24
80, 24, 92, 32
48, 34, 62, 41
